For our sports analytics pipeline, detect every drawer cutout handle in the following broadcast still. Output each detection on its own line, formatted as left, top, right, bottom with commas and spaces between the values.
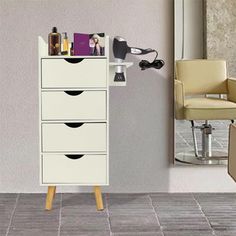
65, 154, 84, 160
64, 58, 84, 64
64, 123, 84, 128
64, 91, 84, 96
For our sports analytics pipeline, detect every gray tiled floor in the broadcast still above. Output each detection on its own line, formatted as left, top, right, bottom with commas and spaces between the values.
175, 120, 230, 155
1, 193, 236, 236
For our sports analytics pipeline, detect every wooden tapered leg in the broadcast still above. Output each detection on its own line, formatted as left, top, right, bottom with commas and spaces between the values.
94, 186, 104, 211
53, 187, 56, 199
45, 186, 56, 210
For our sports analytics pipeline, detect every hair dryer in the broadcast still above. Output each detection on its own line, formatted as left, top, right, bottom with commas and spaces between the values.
113, 36, 164, 81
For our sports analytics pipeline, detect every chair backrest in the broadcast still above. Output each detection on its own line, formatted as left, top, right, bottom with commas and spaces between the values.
175, 59, 227, 95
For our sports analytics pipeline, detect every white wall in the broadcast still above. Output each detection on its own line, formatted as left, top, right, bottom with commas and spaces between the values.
0, 0, 235, 193
175, 0, 204, 59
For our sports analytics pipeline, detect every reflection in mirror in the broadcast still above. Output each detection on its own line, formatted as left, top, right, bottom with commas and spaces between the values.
174, 0, 236, 165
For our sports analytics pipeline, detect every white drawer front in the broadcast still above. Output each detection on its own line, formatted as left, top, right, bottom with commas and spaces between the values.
42, 123, 106, 152
42, 154, 107, 184
42, 58, 107, 88
42, 91, 106, 120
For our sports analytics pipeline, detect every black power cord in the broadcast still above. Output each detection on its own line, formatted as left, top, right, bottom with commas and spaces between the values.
139, 49, 165, 70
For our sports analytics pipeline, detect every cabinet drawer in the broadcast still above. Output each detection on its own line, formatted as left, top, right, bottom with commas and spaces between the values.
41, 58, 107, 88
42, 91, 106, 120
42, 123, 106, 152
42, 154, 107, 184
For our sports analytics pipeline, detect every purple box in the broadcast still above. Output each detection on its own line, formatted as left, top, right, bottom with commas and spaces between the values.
74, 33, 90, 56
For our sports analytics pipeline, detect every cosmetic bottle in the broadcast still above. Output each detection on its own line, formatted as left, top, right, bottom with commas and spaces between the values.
62, 32, 69, 55
48, 27, 61, 55
70, 42, 74, 56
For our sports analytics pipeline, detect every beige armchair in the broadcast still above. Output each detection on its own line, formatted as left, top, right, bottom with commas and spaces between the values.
175, 59, 236, 164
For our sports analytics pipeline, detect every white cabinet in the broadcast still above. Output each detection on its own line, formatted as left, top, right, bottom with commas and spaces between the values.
39, 39, 109, 186
41, 58, 107, 88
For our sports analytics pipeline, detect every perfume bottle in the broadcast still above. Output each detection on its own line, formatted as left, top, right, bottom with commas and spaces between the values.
48, 27, 61, 55
62, 32, 69, 55
70, 42, 74, 56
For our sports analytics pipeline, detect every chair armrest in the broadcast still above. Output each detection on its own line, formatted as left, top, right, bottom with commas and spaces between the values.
174, 79, 185, 119
227, 78, 236, 102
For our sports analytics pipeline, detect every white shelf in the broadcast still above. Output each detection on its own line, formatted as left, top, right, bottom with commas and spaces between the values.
109, 62, 133, 68
109, 62, 134, 86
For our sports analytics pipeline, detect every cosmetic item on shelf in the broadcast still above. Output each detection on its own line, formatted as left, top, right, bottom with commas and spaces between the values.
89, 33, 105, 56
48, 27, 61, 55
70, 42, 74, 56
62, 32, 69, 55
74, 33, 90, 55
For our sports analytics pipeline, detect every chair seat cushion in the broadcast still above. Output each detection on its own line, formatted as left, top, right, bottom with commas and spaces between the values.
184, 97, 236, 120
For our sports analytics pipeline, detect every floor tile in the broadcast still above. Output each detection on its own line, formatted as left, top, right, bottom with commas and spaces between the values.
194, 193, 236, 202
163, 230, 214, 236
107, 193, 150, 200
151, 193, 211, 231
0, 213, 11, 230
60, 230, 110, 236
10, 215, 59, 230
194, 193, 236, 231
10, 194, 60, 231
62, 193, 106, 206
16, 193, 60, 210
0, 229, 7, 236
0, 193, 17, 206
107, 193, 153, 215
0, 194, 17, 235
160, 221, 211, 231
107, 194, 151, 205
62, 193, 107, 216
108, 207, 155, 216
150, 193, 198, 208
157, 209, 211, 231
60, 215, 110, 232
61, 206, 107, 216
214, 230, 236, 236
110, 214, 160, 233
113, 232, 163, 236
7, 228, 58, 236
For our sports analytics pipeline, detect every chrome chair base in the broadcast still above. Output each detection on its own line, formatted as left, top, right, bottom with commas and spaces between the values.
175, 150, 228, 165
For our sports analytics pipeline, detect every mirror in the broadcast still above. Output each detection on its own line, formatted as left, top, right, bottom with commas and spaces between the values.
174, 0, 236, 165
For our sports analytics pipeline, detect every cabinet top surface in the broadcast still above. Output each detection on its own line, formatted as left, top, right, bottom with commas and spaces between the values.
40, 56, 107, 59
